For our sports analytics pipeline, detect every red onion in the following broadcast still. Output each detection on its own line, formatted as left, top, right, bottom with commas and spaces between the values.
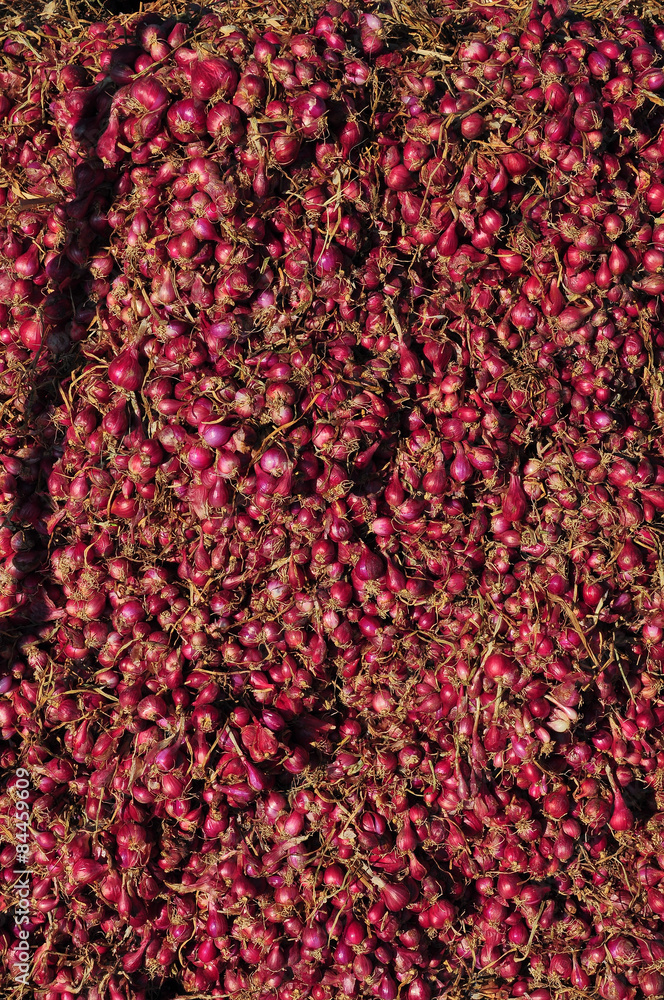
108, 349, 143, 391
5, 8, 664, 1000
191, 57, 239, 101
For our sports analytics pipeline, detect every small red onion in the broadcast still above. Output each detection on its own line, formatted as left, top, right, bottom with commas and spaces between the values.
108, 349, 143, 391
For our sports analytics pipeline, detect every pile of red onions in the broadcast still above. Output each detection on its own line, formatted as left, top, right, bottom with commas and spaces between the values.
3, 0, 664, 998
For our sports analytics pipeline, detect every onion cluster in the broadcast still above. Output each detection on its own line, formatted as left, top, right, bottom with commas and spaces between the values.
2, 1, 664, 999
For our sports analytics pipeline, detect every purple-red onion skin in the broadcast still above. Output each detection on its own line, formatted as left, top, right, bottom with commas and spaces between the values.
7, 8, 664, 1000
